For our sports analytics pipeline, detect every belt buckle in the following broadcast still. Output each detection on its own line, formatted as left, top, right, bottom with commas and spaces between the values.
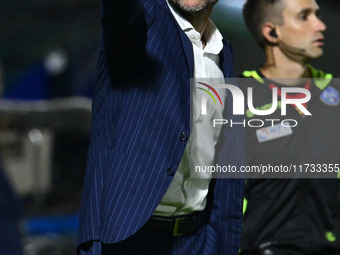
173, 217, 185, 237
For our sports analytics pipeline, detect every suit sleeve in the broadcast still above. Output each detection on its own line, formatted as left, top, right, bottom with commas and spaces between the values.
100, 0, 157, 85
101, 0, 144, 27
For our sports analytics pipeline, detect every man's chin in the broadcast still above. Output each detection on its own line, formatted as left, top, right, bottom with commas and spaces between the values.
170, 0, 217, 13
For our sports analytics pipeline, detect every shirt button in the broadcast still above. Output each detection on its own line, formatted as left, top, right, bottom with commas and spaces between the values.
191, 34, 196, 40
167, 167, 175, 176
179, 132, 188, 141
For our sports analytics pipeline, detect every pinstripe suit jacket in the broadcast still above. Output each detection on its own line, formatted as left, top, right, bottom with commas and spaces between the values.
77, 0, 245, 254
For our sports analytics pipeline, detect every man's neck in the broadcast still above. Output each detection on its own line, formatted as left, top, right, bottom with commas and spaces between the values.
262, 46, 310, 83
171, 4, 214, 47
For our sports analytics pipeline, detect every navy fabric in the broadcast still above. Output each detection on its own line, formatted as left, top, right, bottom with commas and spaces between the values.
0, 169, 23, 255
77, 0, 245, 254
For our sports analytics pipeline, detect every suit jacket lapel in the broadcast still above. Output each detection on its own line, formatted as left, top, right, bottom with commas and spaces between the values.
219, 38, 234, 78
158, 0, 194, 78
178, 30, 194, 77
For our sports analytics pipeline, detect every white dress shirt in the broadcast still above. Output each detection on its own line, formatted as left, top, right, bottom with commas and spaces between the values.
154, 1, 226, 216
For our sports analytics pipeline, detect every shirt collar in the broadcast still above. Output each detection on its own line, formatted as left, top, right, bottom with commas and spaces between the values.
166, 0, 223, 55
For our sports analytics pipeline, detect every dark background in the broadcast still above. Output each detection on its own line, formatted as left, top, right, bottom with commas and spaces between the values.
1, 0, 99, 89
1, 0, 339, 87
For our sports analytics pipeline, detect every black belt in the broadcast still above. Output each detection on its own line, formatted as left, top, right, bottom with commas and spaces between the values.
144, 211, 208, 237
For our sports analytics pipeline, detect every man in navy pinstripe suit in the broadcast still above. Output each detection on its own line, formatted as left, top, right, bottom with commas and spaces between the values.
77, 0, 245, 254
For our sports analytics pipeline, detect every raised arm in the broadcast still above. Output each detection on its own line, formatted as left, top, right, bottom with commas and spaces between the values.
101, 0, 155, 85
101, 0, 144, 26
